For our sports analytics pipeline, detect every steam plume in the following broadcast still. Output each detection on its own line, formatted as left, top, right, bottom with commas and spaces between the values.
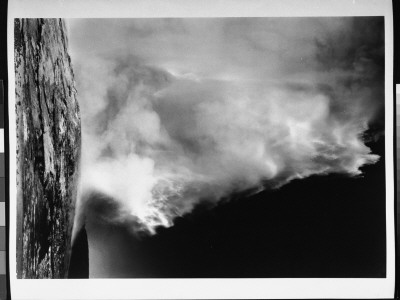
68, 17, 384, 235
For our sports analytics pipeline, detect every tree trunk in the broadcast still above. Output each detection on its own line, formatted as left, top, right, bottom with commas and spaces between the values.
15, 18, 81, 278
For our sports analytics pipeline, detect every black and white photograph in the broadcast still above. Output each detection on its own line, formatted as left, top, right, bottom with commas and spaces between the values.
7, 0, 395, 299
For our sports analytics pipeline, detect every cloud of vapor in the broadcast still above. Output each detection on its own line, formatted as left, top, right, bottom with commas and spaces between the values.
68, 17, 384, 235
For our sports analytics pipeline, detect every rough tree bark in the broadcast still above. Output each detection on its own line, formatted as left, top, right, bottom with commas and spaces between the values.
15, 18, 81, 278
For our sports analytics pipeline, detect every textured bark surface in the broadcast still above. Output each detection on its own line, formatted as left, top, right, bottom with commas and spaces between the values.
15, 18, 81, 278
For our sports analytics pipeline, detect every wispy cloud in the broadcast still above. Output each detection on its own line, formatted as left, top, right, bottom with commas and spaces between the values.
68, 17, 384, 235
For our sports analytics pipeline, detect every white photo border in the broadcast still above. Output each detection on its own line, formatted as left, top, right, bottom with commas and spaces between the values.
7, 0, 395, 299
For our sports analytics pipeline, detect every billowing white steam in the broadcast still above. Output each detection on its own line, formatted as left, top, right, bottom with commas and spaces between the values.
68, 18, 383, 235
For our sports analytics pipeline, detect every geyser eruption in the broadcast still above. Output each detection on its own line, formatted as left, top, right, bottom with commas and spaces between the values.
69, 17, 384, 236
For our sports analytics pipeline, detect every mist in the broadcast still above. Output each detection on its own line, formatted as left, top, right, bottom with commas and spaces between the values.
67, 17, 384, 237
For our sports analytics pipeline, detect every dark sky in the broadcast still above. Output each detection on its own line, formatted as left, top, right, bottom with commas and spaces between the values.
67, 17, 386, 278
